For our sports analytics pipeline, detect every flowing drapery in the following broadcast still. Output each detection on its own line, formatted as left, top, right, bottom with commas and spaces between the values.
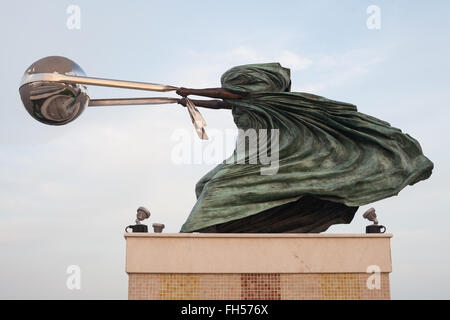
180, 63, 433, 233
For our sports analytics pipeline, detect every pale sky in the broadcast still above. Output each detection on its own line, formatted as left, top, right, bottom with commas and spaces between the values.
1, 0, 449, 299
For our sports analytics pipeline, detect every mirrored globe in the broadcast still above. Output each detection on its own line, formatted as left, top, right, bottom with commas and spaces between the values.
19, 56, 89, 125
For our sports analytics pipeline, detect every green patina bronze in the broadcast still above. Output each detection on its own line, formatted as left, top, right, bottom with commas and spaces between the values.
180, 63, 433, 233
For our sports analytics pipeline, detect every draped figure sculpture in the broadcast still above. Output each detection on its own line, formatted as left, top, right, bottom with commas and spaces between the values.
176, 63, 433, 233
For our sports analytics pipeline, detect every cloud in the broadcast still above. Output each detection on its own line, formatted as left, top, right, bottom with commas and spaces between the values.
297, 49, 386, 93
224, 47, 312, 71
278, 50, 312, 71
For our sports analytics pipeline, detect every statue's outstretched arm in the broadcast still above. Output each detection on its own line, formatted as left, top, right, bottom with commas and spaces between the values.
178, 97, 232, 110
176, 87, 244, 100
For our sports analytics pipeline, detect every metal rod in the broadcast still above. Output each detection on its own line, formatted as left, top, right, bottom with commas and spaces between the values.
88, 97, 180, 107
21, 73, 178, 92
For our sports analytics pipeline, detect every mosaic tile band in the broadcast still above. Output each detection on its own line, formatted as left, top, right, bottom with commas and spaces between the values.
128, 273, 390, 300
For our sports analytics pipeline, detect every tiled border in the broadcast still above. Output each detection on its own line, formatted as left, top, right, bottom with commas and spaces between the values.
128, 273, 390, 300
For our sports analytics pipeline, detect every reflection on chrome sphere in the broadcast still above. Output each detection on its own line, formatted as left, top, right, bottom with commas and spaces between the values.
19, 56, 89, 126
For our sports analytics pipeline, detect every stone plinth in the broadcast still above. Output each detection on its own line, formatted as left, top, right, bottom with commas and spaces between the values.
125, 233, 392, 300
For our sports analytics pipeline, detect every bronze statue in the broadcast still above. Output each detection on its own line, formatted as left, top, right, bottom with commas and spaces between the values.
176, 63, 433, 233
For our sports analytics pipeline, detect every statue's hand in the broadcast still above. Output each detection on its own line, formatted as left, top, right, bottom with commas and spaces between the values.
176, 87, 191, 97
178, 97, 187, 106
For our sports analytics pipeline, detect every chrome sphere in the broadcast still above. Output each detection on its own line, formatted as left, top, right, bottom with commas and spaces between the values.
19, 56, 89, 125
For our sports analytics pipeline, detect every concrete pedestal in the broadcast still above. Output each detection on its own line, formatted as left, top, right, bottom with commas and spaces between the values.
125, 233, 392, 300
